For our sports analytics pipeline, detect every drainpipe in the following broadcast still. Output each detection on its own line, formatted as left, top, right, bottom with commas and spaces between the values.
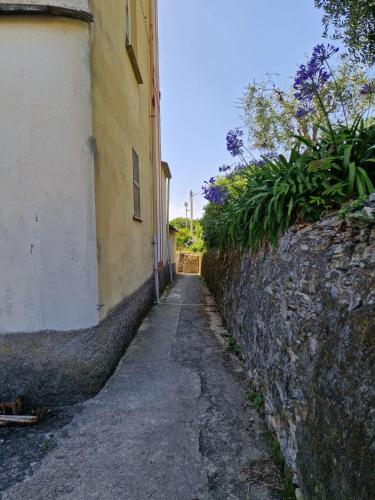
166, 176, 173, 283
150, 0, 161, 304
153, 239, 160, 303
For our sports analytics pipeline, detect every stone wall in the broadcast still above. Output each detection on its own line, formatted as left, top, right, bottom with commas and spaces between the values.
202, 203, 375, 499
178, 253, 201, 274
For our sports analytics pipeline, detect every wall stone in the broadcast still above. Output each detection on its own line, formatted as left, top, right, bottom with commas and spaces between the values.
178, 252, 201, 274
202, 201, 375, 499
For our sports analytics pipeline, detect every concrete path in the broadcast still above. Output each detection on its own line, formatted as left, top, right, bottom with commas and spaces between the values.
2, 276, 275, 500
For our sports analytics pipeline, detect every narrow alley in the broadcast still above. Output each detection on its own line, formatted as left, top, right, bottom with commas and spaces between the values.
1, 276, 276, 500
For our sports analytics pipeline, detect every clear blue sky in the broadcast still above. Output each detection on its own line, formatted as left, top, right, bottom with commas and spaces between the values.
158, 0, 326, 219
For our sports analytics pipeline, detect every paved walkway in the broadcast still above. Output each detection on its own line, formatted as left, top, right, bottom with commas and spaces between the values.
2, 276, 275, 500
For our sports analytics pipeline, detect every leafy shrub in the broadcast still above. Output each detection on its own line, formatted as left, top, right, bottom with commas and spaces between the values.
201, 44, 375, 252
202, 120, 375, 251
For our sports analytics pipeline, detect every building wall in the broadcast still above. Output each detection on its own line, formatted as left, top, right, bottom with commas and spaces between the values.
161, 168, 168, 265
169, 231, 177, 266
90, 0, 160, 319
0, 14, 99, 333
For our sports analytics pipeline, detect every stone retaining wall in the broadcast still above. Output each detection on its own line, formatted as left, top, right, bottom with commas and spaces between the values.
178, 252, 201, 274
202, 204, 375, 499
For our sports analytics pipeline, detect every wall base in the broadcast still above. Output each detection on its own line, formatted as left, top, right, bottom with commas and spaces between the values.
0, 276, 155, 407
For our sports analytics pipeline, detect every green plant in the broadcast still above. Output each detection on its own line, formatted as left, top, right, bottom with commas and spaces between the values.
266, 431, 297, 500
189, 239, 206, 253
41, 440, 50, 452
247, 389, 264, 411
315, 0, 375, 65
241, 58, 372, 154
226, 335, 241, 357
339, 196, 375, 223
202, 120, 375, 252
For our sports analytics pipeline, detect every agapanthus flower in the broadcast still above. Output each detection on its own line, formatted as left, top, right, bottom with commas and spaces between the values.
226, 128, 244, 157
254, 159, 266, 168
360, 83, 375, 95
293, 44, 338, 103
263, 152, 276, 160
202, 178, 228, 205
295, 105, 315, 119
233, 162, 247, 172
311, 44, 339, 64
219, 164, 232, 173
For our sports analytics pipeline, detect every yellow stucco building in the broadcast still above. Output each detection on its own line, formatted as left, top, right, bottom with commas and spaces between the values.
0, 0, 175, 405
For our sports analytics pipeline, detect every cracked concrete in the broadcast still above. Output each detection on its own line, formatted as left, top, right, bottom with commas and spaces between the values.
1, 276, 276, 500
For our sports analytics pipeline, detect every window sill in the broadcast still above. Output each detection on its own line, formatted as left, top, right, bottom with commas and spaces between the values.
126, 44, 143, 84
133, 215, 143, 223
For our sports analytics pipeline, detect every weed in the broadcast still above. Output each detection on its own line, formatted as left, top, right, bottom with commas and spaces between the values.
41, 440, 50, 452
266, 430, 296, 500
247, 389, 264, 412
339, 195, 375, 223
226, 335, 241, 357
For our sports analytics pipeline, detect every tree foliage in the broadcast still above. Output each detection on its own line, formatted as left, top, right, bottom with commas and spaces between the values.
170, 218, 205, 253
240, 58, 373, 154
315, 0, 375, 65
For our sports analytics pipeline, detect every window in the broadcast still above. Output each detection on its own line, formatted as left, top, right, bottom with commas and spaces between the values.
124, 0, 143, 84
132, 148, 141, 220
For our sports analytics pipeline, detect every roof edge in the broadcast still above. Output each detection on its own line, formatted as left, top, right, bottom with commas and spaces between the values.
0, 3, 93, 22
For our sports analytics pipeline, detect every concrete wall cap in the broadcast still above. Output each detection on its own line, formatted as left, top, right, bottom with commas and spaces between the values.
0, 1, 93, 22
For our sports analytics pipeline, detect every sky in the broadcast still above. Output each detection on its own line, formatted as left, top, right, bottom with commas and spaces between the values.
158, 0, 326, 220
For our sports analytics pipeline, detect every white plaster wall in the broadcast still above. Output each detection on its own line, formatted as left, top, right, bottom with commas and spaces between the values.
0, 17, 99, 332
0, 0, 90, 12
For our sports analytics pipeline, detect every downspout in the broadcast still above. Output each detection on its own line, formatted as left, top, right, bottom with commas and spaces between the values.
150, 0, 160, 304
153, 238, 160, 303
166, 176, 173, 282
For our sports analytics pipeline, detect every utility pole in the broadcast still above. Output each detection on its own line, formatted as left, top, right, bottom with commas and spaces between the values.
184, 202, 188, 229
189, 190, 194, 237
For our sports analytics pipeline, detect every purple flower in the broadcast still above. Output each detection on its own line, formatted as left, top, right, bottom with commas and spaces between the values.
202, 179, 228, 205
219, 164, 232, 173
233, 162, 247, 172
295, 105, 315, 119
226, 128, 244, 157
293, 44, 338, 103
311, 44, 339, 64
254, 159, 266, 168
360, 83, 375, 95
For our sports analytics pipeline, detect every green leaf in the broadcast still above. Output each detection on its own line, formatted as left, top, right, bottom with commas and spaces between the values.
348, 162, 356, 193
357, 167, 375, 193
356, 173, 366, 197
343, 145, 353, 170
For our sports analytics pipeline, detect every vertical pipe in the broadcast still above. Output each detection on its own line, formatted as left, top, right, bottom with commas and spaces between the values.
190, 190, 194, 238
153, 238, 160, 303
149, 0, 160, 304
166, 177, 173, 282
